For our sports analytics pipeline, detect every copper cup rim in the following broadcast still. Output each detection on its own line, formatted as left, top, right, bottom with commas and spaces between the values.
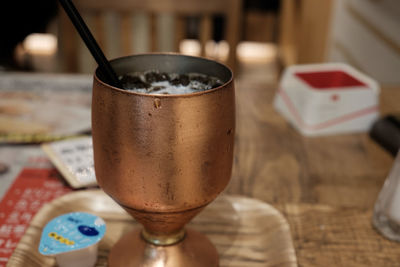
94, 52, 233, 98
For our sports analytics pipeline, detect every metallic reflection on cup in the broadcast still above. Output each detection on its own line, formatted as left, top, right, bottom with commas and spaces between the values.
92, 54, 235, 266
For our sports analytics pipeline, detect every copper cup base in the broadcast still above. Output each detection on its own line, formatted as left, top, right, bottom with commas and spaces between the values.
108, 228, 219, 267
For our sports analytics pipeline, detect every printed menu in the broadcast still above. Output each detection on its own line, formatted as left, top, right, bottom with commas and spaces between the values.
41, 136, 96, 189
0, 168, 71, 266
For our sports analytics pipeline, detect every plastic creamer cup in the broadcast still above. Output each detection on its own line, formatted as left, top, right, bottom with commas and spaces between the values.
39, 212, 106, 267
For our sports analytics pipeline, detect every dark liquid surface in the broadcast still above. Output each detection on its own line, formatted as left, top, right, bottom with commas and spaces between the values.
120, 70, 223, 94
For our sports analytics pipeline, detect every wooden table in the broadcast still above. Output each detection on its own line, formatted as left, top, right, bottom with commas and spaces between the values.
2, 72, 400, 266
227, 75, 400, 266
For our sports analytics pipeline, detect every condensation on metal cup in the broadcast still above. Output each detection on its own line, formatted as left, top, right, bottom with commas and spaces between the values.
373, 150, 400, 241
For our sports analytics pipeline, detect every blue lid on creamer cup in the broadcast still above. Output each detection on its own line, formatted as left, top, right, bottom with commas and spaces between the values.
39, 212, 106, 255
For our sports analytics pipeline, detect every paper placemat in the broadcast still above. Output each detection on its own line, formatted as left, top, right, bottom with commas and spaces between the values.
0, 168, 71, 266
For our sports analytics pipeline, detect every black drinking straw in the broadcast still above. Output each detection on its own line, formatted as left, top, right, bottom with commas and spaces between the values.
58, 0, 122, 88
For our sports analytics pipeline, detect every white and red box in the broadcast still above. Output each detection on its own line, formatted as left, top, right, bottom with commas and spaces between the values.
274, 63, 380, 136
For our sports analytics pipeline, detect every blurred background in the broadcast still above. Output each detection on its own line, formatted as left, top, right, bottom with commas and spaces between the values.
0, 0, 399, 87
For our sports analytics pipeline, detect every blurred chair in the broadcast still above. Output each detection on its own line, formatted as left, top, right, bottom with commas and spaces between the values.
278, 0, 334, 67
57, 0, 242, 73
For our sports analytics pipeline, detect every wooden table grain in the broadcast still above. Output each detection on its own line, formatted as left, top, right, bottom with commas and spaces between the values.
4, 72, 400, 266
227, 76, 400, 266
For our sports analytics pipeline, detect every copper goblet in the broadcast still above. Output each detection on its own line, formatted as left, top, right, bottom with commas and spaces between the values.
92, 54, 235, 266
